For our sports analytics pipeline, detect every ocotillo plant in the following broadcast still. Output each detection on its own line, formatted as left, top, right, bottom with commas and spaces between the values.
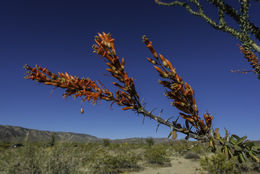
154, 0, 260, 79
24, 32, 260, 163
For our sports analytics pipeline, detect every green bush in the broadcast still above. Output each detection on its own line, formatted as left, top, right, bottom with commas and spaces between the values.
199, 152, 242, 174
0, 144, 42, 174
103, 139, 111, 147
40, 143, 80, 174
189, 142, 209, 155
145, 137, 154, 148
250, 161, 260, 172
0, 141, 12, 150
49, 133, 56, 147
168, 140, 191, 155
88, 151, 140, 174
0, 143, 82, 174
184, 152, 200, 160
144, 145, 170, 166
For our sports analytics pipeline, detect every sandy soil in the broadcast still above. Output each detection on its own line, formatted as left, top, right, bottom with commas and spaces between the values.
128, 154, 260, 174
129, 155, 203, 174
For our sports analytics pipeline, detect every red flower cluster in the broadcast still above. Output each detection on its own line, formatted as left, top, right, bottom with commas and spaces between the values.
238, 44, 260, 74
143, 35, 212, 135
24, 32, 142, 114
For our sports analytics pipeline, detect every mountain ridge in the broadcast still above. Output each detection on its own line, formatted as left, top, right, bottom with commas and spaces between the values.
0, 125, 99, 143
1, 125, 259, 145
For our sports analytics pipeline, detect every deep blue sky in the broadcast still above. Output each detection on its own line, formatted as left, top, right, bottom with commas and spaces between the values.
1, 0, 259, 140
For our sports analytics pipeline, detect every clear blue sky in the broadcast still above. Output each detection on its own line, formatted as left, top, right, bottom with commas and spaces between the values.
1, 0, 259, 140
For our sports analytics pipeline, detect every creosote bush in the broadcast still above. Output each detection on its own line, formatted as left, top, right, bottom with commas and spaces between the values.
103, 139, 111, 147
168, 140, 192, 155
89, 151, 140, 174
184, 152, 201, 160
145, 137, 154, 148
144, 145, 171, 166
0, 143, 80, 174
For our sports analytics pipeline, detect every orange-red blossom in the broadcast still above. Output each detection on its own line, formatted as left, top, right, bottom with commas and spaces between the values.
92, 32, 141, 110
143, 35, 213, 134
24, 64, 113, 106
238, 44, 260, 74
24, 32, 141, 114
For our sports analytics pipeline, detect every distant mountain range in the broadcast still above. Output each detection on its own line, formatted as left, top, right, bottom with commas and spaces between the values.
0, 125, 172, 144
1, 125, 259, 145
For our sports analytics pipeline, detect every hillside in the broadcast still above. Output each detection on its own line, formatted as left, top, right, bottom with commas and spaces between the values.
0, 125, 100, 143
0, 125, 173, 144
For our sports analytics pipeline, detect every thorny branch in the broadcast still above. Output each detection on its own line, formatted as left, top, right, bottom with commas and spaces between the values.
154, 0, 260, 76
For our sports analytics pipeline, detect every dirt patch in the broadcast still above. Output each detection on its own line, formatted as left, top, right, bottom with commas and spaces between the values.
129, 155, 202, 174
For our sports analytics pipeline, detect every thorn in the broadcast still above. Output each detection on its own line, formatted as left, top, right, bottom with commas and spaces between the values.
158, 109, 163, 117
156, 123, 160, 133
141, 98, 144, 104
148, 108, 157, 114
143, 103, 147, 108
174, 116, 180, 123
166, 116, 174, 122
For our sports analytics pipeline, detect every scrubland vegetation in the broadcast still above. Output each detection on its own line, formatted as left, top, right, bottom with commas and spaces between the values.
0, 139, 259, 174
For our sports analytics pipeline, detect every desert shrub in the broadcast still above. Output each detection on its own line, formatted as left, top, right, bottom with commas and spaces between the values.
188, 142, 209, 155
110, 143, 121, 149
184, 152, 200, 160
88, 151, 140, 174
199, 152, 242, 174
48, 133, 56, 147
169, 140, 191, 155
170, 140, 208, 156
233, 157, 260, 173
40, 143, 80, 174
106, 142, 133, 155
250, 161, 260, 172
145, 137, 154, 148
76, 145, 106, 167
0, 142, 12, 151
103, 139, 111, 147
144, 145, 171, 166
0, 143, 83, 174
0, 144, 43, 174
